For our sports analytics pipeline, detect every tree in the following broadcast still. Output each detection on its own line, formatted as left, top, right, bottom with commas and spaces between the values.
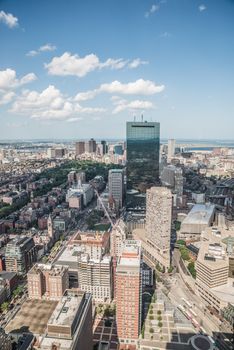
157, 316, 162, 321
157, 310, 162, 315
168, 266, 173, 273
188, 261, 196, 278
1, 302, 9, 312
174, 221, 181, 231
158, 321, 163, 328
149, 309, 153, 315
155, 263, 162, 272
149, 328, 154, 333
176, 239, 185, 245
149, 315, 154, 320
179, 246, 190, 261
13, 286, 24, 298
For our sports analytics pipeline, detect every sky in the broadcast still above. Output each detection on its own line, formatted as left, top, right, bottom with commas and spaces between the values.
0, 0, 234, 140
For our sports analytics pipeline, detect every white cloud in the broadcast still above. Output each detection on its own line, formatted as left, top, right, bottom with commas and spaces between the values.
74, 79, 164, 103
0, 69, 37, 91
45, 52, 100, 77
198, 4, 207, 12
128, 59, 148, 69
112, 99, 154, 114
0, 10, 18, 28
74, 89, 99, 102
66, 117, 83, 123
99, 58, 129, 70
0, 91, 15, 106
26, 43, 56, 57
26, 50, 38, 57
99, 79, 164, 95
45, 52, 148, 77
145, 4, 160, 18
39, 44, 56, 52
9, 85, 105, 121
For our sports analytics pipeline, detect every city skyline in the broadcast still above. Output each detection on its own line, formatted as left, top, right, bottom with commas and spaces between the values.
0, 0, 234, 140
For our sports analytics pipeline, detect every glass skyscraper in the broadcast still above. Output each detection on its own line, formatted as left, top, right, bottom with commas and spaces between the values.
126, 121, 160, 209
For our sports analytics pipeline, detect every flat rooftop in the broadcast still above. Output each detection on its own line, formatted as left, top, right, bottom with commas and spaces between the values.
182, 204, 215, 225
28, 263, 67, 276
56, 246, 82, 265
55, 246, 110, 267
118, 256, 140, 267
5, 299, 58, 335
69, 230, 108, 245
212, 278, 234, 304
48, 293, 83, 327
197, 241, 228, 270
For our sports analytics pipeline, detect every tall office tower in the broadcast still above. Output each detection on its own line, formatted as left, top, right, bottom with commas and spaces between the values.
88, 138, 97, 153
101, 140, 107, 155
75, 141, 85, 156
126, 120, 160, 209
108, 169, 124, 210
167, 139, 176, 162
5, 237, 37, 274
116, 240, 142, 346
145, 187, 172, 269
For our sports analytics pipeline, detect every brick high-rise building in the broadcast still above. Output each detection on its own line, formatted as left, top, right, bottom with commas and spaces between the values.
145, 187, 172, 269
75, 141, 85, 156
116, 240, 142, 346
27, 264, 69, 300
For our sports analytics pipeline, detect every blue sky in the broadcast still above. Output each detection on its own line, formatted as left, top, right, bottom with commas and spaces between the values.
0, 0, 234, 140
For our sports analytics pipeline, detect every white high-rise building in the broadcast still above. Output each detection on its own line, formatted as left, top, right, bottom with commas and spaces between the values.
108, 169, 124, 209
145, 187, 172, 268
168, 139, 176, 162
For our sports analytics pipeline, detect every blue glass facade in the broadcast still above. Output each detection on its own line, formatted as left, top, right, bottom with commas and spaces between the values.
126, 121, 160, 209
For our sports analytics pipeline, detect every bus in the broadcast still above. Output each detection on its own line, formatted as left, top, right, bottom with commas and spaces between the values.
181, 298, 192, 308
190, 309, 198, 317
185, 311, 192, 320
191, 318, 200, 328
200, 327, 207, 335
178, 305, 186, 314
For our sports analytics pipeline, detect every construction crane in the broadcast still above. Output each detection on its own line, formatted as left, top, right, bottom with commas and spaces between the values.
94, 189, 126, 236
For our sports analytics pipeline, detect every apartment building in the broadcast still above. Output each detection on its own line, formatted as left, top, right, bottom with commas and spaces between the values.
116, 240, 142, 346
5, 236, 37, 275
27, 264, 69, 300
78, 255, 112, 303
145, 186, 172, 269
